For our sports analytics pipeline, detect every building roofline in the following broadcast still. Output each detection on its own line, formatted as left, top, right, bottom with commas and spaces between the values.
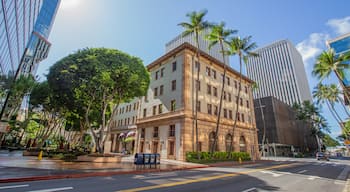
253, 39, 292, 52
147, 42, 254, 83
326, 32, 350, 48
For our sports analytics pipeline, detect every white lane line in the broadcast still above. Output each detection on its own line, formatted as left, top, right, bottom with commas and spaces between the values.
297, 170, 307, 174
0, 184, 29, 190
241, 187, 257, 192
27, 187, 73, 192
337, 166, 350, 181
260, 170, 282, 177
308, 176, 321, 180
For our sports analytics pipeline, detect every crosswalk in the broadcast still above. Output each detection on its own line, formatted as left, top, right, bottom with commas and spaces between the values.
0, 184, 73, 192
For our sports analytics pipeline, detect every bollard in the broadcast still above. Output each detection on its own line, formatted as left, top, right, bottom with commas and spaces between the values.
38, 150, 43, 160
238, 157, 242, 164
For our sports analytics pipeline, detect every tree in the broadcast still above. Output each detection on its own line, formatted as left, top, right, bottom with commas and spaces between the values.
227, 36, 257, 154
322, 134, 340, 147
178, 10, 210, 157
312, 49, 350, 103
47, 48, 150, 154
206, 22, 237, 154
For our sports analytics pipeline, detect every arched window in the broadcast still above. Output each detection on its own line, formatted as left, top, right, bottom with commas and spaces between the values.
208, 132, 217, 152
225, 134, 233, 152
239, 136, 247, 152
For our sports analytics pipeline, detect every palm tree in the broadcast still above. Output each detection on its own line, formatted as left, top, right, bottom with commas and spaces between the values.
206, 22, 237, 154
312, 49, 350, 103
227, 36, 257, 154
327, 84, 350, 117
178, 10, 210, 156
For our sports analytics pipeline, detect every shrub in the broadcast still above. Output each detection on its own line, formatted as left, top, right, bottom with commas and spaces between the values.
186, 151, 251, 163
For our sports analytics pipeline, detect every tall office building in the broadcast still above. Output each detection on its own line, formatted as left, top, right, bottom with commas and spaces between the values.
246, 40, 312, 106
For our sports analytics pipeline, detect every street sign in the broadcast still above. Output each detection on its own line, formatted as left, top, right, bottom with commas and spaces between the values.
344, 140, 350, 145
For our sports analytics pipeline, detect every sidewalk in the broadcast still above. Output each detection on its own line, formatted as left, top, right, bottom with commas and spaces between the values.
0, 150, 208, 183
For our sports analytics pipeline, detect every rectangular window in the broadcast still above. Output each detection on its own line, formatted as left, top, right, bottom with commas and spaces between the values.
223, 91, 226, 100
212, 69, 216, 79
207, 104, 212, 114
153, 106, 157, 115
229, 110, 233, 119
196, 101, 201, 112
228, 93, 232, 102
128, 118, 130, 125
214, 105, 218, 116
155, 71, 159, 80
153, 127, 159, 138
224, 109, 227, 118
158, 104, 163, 114
169, 141, 175, 155
172, 80, 176, 91
237, 112, 240, 121
246, 100, 249, 108
196, 80, 201, 91
171, 100, 176, 111
169, 124, 175, 137
132, 116, 135, 124
207, 84, 211, 95
241, 113, 245, 122
245, 86, 248, 94
206, 66, 211, 76
140, 141, 144, 153
154, 87, 158, 97
240, 98, 243, 106
141, 128, 145, 138
213, 87, 218, 97
160, 85, 164, 96
234, 81, 238, 89
195, 61, 200, 72
172, 61, 177, 72
143, 108, 147, 118
227, 77, 230, 86
161, 68, 165, 77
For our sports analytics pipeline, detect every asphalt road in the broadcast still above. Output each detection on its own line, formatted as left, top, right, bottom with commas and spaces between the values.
1, 160, 349, 192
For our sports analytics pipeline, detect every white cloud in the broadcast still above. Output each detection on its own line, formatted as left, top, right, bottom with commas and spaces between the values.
327, 16, 350, 35
296, 33, 329, 67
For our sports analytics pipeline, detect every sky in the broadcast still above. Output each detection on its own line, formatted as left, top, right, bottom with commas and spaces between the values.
38, 0, 350, 140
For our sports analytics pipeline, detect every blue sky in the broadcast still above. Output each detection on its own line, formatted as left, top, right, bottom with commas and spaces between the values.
38, 0, 350, 140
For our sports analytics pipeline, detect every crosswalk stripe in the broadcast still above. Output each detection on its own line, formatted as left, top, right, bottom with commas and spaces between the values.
0, 184, 29, 190
26, 187, 73, 192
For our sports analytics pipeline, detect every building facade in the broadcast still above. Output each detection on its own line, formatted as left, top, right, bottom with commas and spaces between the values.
254, 96, 317, 156
246, 40, 312, 106
108, 42, 259, 161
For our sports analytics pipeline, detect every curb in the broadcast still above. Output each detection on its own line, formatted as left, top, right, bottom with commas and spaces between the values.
0, 165, 209, 183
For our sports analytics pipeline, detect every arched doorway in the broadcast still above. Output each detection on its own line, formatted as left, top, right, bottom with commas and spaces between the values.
208, 131, 217, 152
239, 136, 247, 152
225, 134, 233, 152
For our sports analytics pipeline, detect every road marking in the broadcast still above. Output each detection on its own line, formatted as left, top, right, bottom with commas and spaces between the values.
117, 163, 302, 192
297, 170, 307, 174
260, 170, 282, 177
307, 176, 321, 180
241, 187, 257, 192
337, 166, 350, 181
27, 187, 73, 192
0, 184, 29, 190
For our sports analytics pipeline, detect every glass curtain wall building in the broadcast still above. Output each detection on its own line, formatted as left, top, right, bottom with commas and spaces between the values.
0, 0, 60, 121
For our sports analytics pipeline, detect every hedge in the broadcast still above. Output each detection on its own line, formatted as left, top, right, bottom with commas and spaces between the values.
186, 151, 251, 163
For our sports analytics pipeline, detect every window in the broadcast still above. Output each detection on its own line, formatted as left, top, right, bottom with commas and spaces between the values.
153, 127, 159, 138
160, 85, 164, 96
229, 110, 233, 119
241, 113, 245, 122
128, 118, 130, 124
213, 87, 218, 97
140, 141, 144, 153
161, 68, 165, 77
227, 77, 230, 85
223, 109, 227, 118
169, 124, 175, 137
236, 96, 239, 104
132, 116, 135, 124
207, 104, 212, 114
141, 128, 145, 138
206, 67, 211, 76
207, 84, 211, 95
155, 71, 159, 80
246, 100, 249, 108
154, 87, 158, 97
169, 141, 175, 155
212, 69, 216, 79
196, 101, 201, 112
172, 61, 177, 71
153, 106, 157, 115
158, 104, 163, 114
214, 105, 218, 116
234, 81, 238, 89
143, 108, 147, 118
237, 112, 240, 121
171, 100, 176, 111
228, 93, 232, 102
196, 80, 201, 91
195, 61, 200, 72
245, 86, 248, 94
172, 80, 176, 91
240, 98, 243, 106
133, 103, 136, 111
223, 91, 226, 100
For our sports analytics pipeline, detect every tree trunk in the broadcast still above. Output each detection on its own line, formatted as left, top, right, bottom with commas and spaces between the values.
338, 96, 350, 117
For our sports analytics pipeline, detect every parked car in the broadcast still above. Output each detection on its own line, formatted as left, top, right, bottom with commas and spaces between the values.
316, 152, 329, 161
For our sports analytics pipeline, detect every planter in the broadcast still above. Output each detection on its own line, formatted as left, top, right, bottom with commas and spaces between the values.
77, 155, 122, 163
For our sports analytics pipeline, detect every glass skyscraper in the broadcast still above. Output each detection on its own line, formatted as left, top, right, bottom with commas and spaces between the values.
0, 0, 60, 123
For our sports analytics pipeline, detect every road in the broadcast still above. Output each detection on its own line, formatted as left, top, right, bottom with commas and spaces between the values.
0, 159, 349, 192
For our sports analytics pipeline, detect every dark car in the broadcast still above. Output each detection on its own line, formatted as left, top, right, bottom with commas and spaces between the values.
316, 152, 329, 161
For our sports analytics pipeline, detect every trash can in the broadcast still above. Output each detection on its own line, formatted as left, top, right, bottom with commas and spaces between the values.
143, 153, 151, 165
134, 153, 144, 165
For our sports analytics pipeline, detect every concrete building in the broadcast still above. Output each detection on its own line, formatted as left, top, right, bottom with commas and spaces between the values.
108, 42, 259, 161
247, 40, 312, 106
254, 96, 317, 156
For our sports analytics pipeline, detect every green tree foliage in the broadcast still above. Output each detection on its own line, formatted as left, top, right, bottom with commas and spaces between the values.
322, 134, 340, 147
47, 48, 150, 153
